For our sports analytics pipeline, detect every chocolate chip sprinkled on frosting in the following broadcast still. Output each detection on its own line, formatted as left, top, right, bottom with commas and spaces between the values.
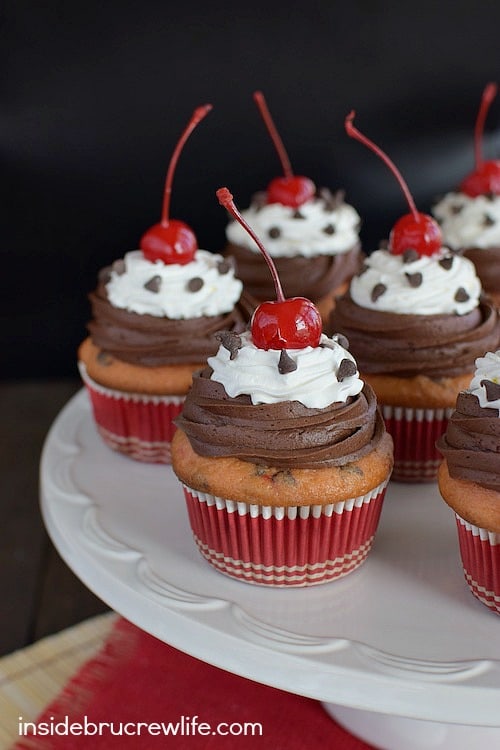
483, 213, 496, 227
215, 330, 242, 360
332, 333, 350, 350
319, 187, 345, 212
217, 258, 234, 275
439, 256, 454, 270
144, 275, 162, 293
323, 223, 336, 235
402, 248, 420, 264
187, 277, 204, 292
486, 192, 496, 202
278, 349, 297, 374
405, 271, 423, 288
112, 259, 126, 275
371, 283, 387, 302
292, 209, 305, 219
337, 358, 357, 382
268, 226, 281, 239
454, 287, 470, 303
450, 204, 464, 215
481, 379, 500, 402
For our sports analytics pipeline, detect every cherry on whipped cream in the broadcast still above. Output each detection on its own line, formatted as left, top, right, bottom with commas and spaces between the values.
253, 91, 315, 208
216, 187, 322, 350
345, 110, 442, 257
140, 104, 212, 265
459, 82, 500, 197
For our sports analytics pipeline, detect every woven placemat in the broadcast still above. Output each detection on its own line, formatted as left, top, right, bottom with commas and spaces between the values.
0, 613, 117, 749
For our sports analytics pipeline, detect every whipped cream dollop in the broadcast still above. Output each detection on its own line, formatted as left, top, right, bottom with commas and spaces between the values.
225, 193, 361, 258
105, 250, 243, 319
350, 247, 481, 316
207, 331, 363, 409
432, 192, 500, 250
469, 350, 500, 412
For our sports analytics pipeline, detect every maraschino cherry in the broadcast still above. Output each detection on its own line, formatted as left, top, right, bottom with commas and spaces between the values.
459, 82, 500, 197
216, 187, 322, 350
253, 91, 315, 208
140, 104, 212, 265
345, 111, 442, 257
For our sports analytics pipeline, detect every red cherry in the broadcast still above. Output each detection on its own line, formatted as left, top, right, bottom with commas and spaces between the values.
140, 104, 212, 265
460, 161, 500, 197
253, 91, 316, 208
139, 220, 197, 265
345, 110, 443, 258
251, 298, 322, 350
216, 187, 322, 350
390, 212, 442, 256
267, 175, 316, 208
460, 83, 500, 197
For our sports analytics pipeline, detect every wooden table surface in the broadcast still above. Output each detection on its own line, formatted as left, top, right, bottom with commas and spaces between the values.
0, 379, 109, 658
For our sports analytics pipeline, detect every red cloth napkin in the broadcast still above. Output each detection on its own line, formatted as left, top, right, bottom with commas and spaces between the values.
13, 617, 376, 749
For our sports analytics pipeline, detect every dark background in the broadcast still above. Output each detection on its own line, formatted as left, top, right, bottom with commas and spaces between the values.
3, 0, 500, 379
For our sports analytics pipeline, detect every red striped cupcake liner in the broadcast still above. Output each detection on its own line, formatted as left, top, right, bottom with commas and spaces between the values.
382, 405, 454, 482
181, 478, 390, 586
79, 363, 184, 464
455, 514, 500, 616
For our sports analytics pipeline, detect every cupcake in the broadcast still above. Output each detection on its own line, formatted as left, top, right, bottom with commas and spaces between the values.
433, 83, 500, 307
78, 106, 245, 463
171, 188, 393, 587
437, 350, 500, 615
329, 111, 500, 482
224, 92, 362, 323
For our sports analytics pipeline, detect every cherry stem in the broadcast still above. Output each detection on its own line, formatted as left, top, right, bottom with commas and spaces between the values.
253, 91, 294, 180
345, 110, 420, 223
474, 82, 497, 170
160, 104, 213, 227
216, 187, 285, 302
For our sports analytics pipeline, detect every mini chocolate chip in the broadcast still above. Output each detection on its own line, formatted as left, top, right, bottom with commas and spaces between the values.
187, 277, 204, 292
483, 213, 496, 227
215, 330, 242, 360
268, 226, 281, 239
337, 358, 357, 382
371, 283, 387, 302
332, 333, 350, 350
481, 379, 500, 402
323, 223, 336, 235
319, 187, 345, 211
357, 262, 370, 276
278, 350, 297, 374
454, 287, 470, 303
486, 192, 496, 202
292, 209, 305, 219
402, 248, 420, 264
97, 351, 113, 366
144, 275, 162, 293
98, 267, 113, 283
450, 204, 464, 215
405, 271, 423, 288
439, 256, 454, 270
252, 191, 267, 210
217, 258, 234, 275
112, 259, 126, 275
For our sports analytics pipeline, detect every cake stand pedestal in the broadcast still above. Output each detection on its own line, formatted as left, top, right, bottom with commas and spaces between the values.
40, 391, 500, 750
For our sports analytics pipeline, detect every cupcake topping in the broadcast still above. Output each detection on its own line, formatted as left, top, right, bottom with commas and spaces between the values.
105, 249, 243, 319
469, 350, 500, 412
432, 192, 500, 250
350, 247, 481, 315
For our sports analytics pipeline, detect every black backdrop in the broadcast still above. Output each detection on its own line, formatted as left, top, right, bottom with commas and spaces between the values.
3, 0, 500, 378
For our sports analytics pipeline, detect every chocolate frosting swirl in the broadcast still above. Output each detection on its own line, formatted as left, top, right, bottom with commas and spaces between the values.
87, 277, 247, 366
176, 369, 386, 469
225, 242, 361, 302
330, 295, 500, 378
464, 246, 500, 296
437, 391, 500, 491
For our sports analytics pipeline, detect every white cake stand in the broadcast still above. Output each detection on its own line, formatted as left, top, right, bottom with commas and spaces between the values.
40, 390, 500, 750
